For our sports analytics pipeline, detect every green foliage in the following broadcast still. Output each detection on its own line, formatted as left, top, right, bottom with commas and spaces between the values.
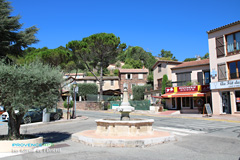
86, 72, 99, 76
147, 72, 153, 83
66, 33, 126, 101
132, 84, 152, 100
161, 74, 172, 94
113, 69, 119, 76
183, 53, 209, 62
0, 0, 39, 58
117, 46, 157, 70
183, 58, 197, 62
0, 61, 63, 138
125, 58, 143, 69
63, 100, 73, 108
158, 49, 178, 61
122, 64, 133, 69
76, 83, 98, 101
115, 61, 121, 68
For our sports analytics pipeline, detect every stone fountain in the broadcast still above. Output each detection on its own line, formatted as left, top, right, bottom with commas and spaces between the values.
72, 88, 176, 147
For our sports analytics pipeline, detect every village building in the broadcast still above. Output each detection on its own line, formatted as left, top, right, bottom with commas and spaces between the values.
207, 20, 240, 115
119, 69, 149, 99
161, 59, 211, 113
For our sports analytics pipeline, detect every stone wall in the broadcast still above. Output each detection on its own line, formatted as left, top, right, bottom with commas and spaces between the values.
58, 101, 102, 110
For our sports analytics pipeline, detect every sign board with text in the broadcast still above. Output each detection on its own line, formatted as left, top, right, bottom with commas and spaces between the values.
210, 80, 240, 90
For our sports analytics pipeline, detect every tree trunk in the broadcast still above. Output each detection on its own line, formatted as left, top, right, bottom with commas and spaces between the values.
8, 110, 24, 139
99, 65, 103, 102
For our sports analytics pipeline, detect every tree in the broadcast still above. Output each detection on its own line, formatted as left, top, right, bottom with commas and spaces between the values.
117, 46, 157, 70
66, 33, 126, 101
75, 83, 98, 101
158, 49, 178, 61
0, 0, 39, 58
161, 74, 172, 94
183, 53, 209, 62
132, 84, 152, 100
0, 61, 63, 139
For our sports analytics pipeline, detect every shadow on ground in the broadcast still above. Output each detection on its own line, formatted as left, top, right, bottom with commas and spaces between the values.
36, 131, 71, 143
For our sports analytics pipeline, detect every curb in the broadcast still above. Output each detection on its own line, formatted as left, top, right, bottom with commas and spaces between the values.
21, 116, 89, 128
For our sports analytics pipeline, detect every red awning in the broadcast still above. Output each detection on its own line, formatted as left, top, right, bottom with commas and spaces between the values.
161, 92, 205, 98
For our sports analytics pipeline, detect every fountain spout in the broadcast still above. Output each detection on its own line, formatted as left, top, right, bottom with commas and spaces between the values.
117, 87, 134, 120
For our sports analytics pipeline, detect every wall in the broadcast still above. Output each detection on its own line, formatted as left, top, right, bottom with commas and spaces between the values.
208, 24, 240, 83
58, 101, 102, 110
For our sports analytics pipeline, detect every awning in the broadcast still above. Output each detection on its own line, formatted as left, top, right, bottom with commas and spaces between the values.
161, 92, 205, 98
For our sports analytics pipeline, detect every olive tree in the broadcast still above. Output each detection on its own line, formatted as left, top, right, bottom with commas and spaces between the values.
0, 61, 63, 139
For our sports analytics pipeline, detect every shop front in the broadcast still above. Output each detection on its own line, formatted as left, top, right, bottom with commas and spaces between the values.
210, 80, 240, 115
161, 85, 211, 113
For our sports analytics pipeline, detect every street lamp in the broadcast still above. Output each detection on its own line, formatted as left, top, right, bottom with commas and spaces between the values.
72, 81, 77, 119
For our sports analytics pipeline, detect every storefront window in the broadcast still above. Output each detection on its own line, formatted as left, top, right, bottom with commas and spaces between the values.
172, 98, 176, 108
182, 97, 190, 107
236, 91, 240, 112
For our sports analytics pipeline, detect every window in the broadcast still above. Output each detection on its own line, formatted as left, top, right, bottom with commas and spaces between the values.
157, 78, 162, 89
138, 74, 143, 79
204, 71, 210, 85
84, 80, 87, 83
123, 83, 128, 89
158, 64, 161, 72
226, 31, 240, 55
228, 60, 240, 79
138, 83, 145, 86
125, 74, 132, 79
102, 80, 105, 86
111, 80, 114, 86
176, 72, 191, 86
218, 63, 227, 81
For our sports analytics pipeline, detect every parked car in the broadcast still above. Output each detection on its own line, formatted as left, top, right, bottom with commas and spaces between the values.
0, 106, 4, 115
1, 107, 63, 124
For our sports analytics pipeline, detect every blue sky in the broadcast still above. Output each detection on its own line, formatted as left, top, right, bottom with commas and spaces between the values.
10, 0, 240, 61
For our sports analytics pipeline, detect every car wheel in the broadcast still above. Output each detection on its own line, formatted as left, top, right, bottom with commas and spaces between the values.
24, 117, 31, 124
53, 113, 60, 120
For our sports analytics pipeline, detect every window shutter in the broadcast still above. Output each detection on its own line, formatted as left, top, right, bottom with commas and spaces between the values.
218, 64, 227, 80
216, 36, 225, 58
130, 74, 132, 79
197, 72, 203, 85
125, 74, 128, 79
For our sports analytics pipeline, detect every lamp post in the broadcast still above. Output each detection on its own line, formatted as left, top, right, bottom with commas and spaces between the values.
72, 81, 77, 119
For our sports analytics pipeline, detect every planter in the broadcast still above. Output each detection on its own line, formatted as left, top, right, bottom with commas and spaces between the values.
0, 136, 43, 152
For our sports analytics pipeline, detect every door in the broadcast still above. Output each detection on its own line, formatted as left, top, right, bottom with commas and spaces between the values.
222, 91, 231, 114
177, 97, 181, 110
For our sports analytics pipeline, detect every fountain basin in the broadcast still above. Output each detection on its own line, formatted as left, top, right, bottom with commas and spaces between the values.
95, 119, 154, 136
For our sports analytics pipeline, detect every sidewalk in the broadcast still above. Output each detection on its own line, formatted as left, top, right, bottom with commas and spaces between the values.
104, 109, 240, 123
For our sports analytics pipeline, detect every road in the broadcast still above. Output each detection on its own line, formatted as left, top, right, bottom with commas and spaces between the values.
0, 110, 240, 160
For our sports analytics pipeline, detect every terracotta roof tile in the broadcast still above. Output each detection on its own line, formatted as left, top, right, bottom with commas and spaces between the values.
207, 20, 240, 34
152, 60, 182, 69
171, 59, 209, 69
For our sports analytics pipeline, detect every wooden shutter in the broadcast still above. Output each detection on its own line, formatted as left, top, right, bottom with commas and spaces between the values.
130, 74, 132, 79
197, 72, 203, 85
216, 36, 225, 58
218, 64, 227, 80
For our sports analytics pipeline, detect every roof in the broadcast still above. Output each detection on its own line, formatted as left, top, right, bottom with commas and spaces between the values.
171, 59, 209, 70
119, 69, 149, 73
65, 73, 84, 76
207, 20, 240, 34
77, 76, 119, 80
152, 60, 182, 69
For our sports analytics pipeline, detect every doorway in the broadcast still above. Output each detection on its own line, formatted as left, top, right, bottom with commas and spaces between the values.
177, 97, 181, 110
222, 91, 231, 114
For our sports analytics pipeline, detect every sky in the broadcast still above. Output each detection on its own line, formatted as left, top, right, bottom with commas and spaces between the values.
10, 0, 240, 61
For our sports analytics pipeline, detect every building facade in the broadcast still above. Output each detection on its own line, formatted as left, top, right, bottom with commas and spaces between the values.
160, 59, 211, 113
119, 69, 149, 99
207, 20, 240, 115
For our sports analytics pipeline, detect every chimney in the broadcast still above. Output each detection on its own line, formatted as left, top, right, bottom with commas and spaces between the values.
196, 55, 201, 61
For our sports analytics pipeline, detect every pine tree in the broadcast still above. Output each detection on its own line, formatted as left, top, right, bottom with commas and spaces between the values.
0, 0, 39, 58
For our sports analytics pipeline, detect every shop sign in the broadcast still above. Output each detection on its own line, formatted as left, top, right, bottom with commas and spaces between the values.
210, 80, 240, 90
177, 86, 198, 92
165, 87, 174, 93
236, 97, 240, 103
